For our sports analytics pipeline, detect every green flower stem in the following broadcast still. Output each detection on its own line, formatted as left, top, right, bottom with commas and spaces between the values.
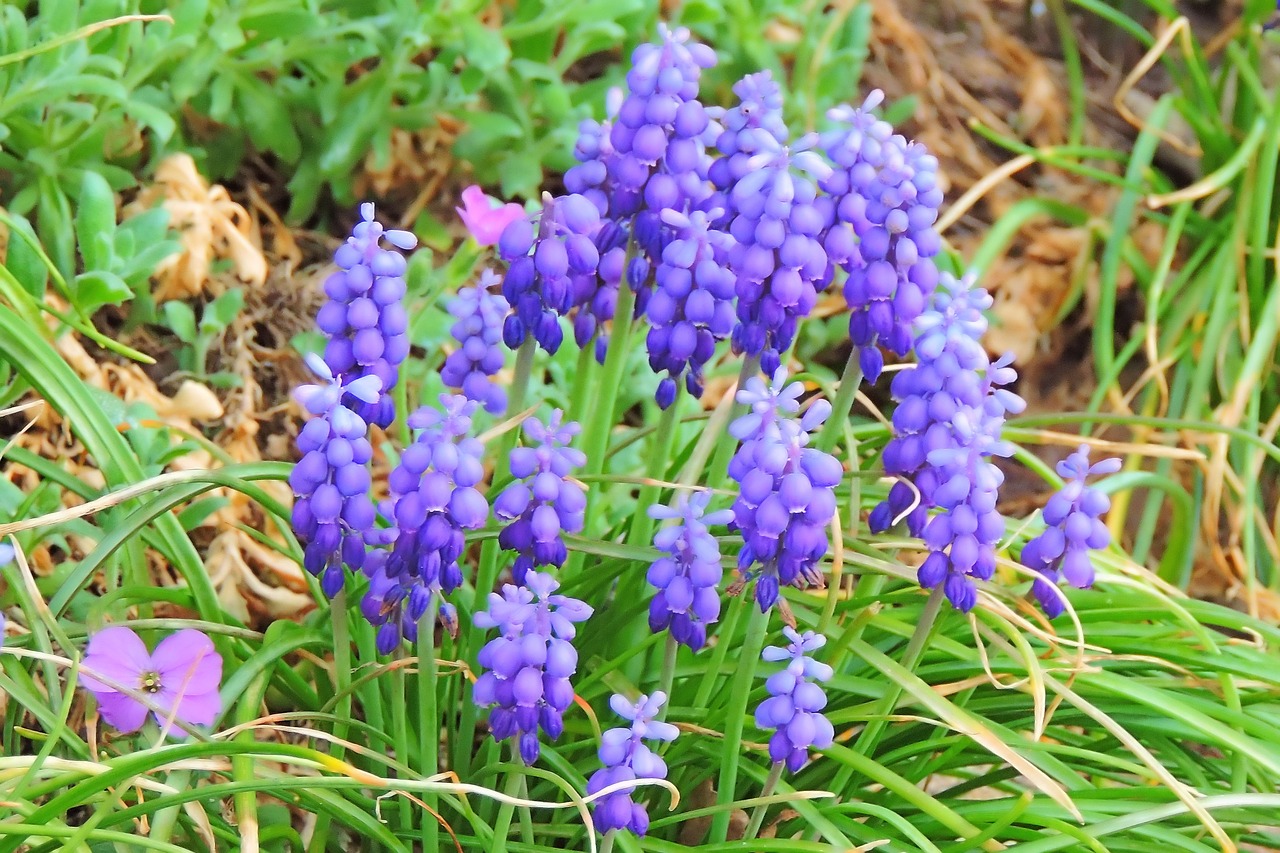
232, 667, 271, 853
389, 661, 414, 830
417, 609, 439, 853
813, 344, 864, 456
706, 355, 760, 487
614, 395, 682, 677
744, 761, 784, 840
307, 588, 352, 853
657, 634, 679, 721
490, 750, 526, 853
831, 584, 944, 795
581, 268, 638, 482
599, 829, 617, 853
693, 595, 744, 711
567, 343, 597, 426
456, 338, 537, 778
709, 604, 769, 844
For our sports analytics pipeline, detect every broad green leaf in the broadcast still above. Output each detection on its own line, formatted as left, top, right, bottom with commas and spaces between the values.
74, 170, 116, 271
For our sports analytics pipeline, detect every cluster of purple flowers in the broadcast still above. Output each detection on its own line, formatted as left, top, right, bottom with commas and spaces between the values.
498, 193, 601, 355
473, 571, 593, 764
441, 270, 510, 415
606, 25, 716, 243
755, 627, 834, 772
646, 492, 733, 651
728, 371, 842, 611
1023, 447, 1118, 617
361, 396, 489, 652
871, 273, 1025, 611
289, 355, 380, 597
587, 692, 679, 836
495, 411, 587, 585
709, 72, 832, 377
646, 208, 737, 407
316, 203, 416, 428
821, 92, 942, 382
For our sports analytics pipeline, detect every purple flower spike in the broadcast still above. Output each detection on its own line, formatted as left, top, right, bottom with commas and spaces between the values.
1024, 446, 1119, 617
755, 627, 834, 772
728, 370, 841, 611
821, 92, 942, 382
81, 627, 222, 734
361, 395, 488, 652
496, 410, 587, 584
442, 270, 510, 414
320, 203, 416, 428
871, 273, 1025, 611
647, 492, 734, 651
290, 353, 380, 597
498, 193, 601, 355
472, 571, 593, 764
646, 208, 737, 407
586, 691, 679, 836
711, 79, 833, 375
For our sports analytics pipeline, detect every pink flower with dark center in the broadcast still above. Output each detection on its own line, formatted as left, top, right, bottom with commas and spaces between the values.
456, 185, 525, 246
81, 627, 223, 734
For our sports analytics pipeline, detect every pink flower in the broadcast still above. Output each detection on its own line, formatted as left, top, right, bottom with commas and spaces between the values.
81, 627, 223, 734
456, 185, 525, 246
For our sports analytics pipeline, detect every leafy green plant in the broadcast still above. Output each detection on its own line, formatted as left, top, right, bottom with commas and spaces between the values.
161, 287, 244, 385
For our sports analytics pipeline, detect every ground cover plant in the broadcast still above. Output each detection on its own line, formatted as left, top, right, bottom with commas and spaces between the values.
3, 2, 1280, 852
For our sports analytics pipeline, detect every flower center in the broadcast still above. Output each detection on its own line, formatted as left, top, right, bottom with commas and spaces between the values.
139, 672, 163, 694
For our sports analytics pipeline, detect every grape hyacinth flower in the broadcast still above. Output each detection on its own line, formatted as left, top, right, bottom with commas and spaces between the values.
363, 396, 489, 653
441, 270, 510, 414
755, 627, 834, 772
870, 272, 995, 537
473, 571, 593, 764
1023, 446, 1119, 617
822, 92, 943, 382
868, 273, 1025, 610
711, 82, 833, 376
498, 193, 601, 355
456, 185, 525, 246
608, 25, 716, 239
647, 492, 734, 651
317, 203, 416, 429
646, 208, 737, 408
81, 627, 222, 734
495, 411, 587, 585
290, 354, 380, 597
728, 370, 843, 612
587, 691, 679, 836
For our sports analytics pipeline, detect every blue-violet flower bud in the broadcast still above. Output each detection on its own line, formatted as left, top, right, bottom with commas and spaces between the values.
587, 691, 679, 836
317, 203, 416, 428
1023, 446, 1118, 617
755, 627, 834, 772
495, 411, 587, 584
647, 492, 733, 651
442, 270, 510, 415
290, 353, 381, 597
473, 571, 593, 764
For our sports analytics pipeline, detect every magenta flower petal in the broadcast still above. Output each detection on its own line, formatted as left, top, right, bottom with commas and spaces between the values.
80, 626, 151, 694
457, 185, 526, 246
151, 629, 223, 695
94, 691, 150, 734
154, 686, 222, 730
